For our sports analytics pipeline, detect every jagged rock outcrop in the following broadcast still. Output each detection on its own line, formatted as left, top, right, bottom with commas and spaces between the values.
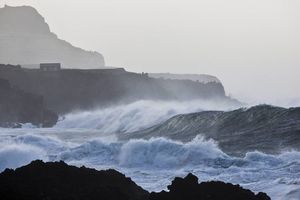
0, 78, 58, 127
0, 160, 148, 200
149, 173, 270, 200
0, 5, 105, 68
121, 105, 300, 155
149, 174, 270, 200
0, 161, 271, 200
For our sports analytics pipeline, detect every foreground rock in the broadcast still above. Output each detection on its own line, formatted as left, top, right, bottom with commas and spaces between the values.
0, 160, 148, 200
0, 160, 271, 200
0, 79, 58, 127
150, 173, 270, 200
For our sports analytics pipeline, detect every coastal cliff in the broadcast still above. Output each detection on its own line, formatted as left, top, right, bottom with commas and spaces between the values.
0, 78, 58, 127
0, 65, 236, 114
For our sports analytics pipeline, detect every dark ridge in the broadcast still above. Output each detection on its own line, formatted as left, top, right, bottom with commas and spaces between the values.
0, 78, 58, 127
0, 64, 238, 114
0, 161, 271, 200
120, 105, 300, 156
0, 160, 148, 200
150, 173, 270, 200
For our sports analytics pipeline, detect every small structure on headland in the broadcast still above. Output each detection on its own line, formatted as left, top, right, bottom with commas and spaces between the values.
40, 63, 61, 71
141, 72, 149, 77
0, 64, 21, 70
1, 63, 127, 74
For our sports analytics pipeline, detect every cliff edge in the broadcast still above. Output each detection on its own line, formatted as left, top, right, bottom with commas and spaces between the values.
0, 78, 58, 127
0, 65, 238, 114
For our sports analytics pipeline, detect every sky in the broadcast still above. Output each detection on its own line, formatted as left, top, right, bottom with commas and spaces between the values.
1, 0, 300, 106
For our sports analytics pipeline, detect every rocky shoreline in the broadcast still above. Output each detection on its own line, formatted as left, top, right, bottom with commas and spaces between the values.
0, 160, 271, 200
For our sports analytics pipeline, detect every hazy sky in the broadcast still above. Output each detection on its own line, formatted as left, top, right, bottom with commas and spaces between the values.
2, 0, 300, 106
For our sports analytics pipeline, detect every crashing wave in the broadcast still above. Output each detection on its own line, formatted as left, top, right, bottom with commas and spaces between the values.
55, 100, 239, 133
121, 105, 300, 155
0, 133, 299, 200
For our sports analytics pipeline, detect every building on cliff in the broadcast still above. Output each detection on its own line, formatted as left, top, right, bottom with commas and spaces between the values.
40, 63, 61, 71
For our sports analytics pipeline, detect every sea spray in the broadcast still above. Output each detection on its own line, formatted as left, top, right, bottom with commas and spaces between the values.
0, 133, 299, 200
55, 100, 238, 132
0, 143, 47, 170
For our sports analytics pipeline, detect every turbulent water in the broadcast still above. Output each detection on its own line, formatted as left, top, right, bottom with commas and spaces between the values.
55, 100, 238, 133
122, 104, 300, 155
0, 101, 299, 200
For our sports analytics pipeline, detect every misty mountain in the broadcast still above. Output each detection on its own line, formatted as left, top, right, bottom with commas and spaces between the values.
0, 5, 105, 68
120, 105, 300, 156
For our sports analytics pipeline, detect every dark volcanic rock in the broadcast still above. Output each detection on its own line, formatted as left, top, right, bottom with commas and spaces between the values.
0, 161, 271, 200
150, 173, 270, 200
121, 105, 300, 156
0, 78, 58, 127
0, 160, 148, 200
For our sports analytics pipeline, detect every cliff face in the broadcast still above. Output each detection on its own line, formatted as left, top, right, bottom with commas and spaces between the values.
0, 78, 58, 127
0, 65, 235, 114
0, 5, 105, 68
0, 160, 270, 200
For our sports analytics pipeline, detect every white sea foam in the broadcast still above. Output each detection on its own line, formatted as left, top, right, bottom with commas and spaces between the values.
55, 100, 239, 132
0, 143, 46, 171
0, 133, 299, 200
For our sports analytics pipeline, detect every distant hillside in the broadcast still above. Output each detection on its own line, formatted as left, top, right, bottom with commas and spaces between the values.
149, 73, 220, 83
0, 65, 239, 114
0, 5, 105, 68
0, 78, 58, 127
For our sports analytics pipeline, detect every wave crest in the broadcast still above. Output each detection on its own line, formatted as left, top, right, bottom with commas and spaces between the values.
55, 100, 238, 132
0, 134, 299, 200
